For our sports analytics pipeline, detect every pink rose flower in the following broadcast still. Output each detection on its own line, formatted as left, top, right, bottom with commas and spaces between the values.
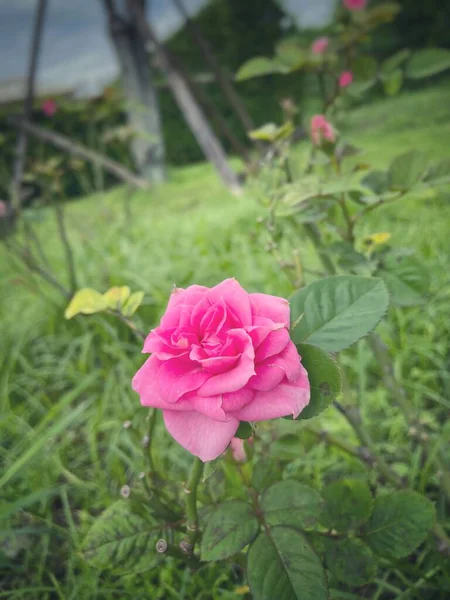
311, 37, 329, 55
339, 71, 353, 88
132, 279, 310, 462
42, 99, 57, 117
310, 115, 336, 146
230, 437, 252, 462
343, 0, 367, 11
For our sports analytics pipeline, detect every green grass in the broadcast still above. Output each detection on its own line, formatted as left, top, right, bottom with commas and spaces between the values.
1, 82, 450, 599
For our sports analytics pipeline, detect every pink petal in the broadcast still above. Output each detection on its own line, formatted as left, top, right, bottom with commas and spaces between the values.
190, 346, 239, 374
160, 285, 208, 330
250, 293, 290, 327
249, 363, 286, 391
132, 356, 184, 410
187, 394, 228, 421
221, 387, 255, 412
231, 370, 310, 421
157, 357, 210, 403
208, 278, 252, 326
279, 341, 303, 381
230, 438, 247, 462
163, 410, 239, 461
255, 328, 290, 363
197, 330, 255, 396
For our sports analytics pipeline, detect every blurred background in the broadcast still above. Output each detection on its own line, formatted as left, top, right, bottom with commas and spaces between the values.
1, 1, 450, 598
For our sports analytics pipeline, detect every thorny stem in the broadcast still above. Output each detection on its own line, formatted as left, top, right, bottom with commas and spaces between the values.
146, 408, 158, 474
334, 400, 403, 486
181, 457, 204, 555
299, 218, 450, 552
303, 223, 337, 275
369, 332, 450, 503
110, 310, 146, 341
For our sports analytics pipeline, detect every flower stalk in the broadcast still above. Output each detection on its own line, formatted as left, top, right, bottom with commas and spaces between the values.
181, 456, 204, 554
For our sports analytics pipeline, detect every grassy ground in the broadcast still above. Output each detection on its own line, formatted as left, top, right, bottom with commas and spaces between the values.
1, 81, 450, 599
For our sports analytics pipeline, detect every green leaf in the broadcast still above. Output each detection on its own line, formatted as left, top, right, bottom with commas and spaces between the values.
235, 57, 287, 81
121, 290, 145, 317
388, 150, 427, 190
248, 527, 329, 600
321, 480, 373, 532
295, 344, 341, 419
235, 421, 253, 439
82, 500, 160, 573
324, 538, 377, 585
381, 69, 403, 96
290, 276, 389, 352
406, 48, 450, 79
103, 286, 131, 311
275, 39, 306, 70
201, 501, 259, 561
249, 121, 294, 142
261, 480, 323, 530
378, 265, 426, 306
424, 158, 450, 183
251, 461, 280, 493
381, 49, 411, 74
364, 491, 435, 559
362, 170, 389, 195
352, 56, 378, 82
64, 288, 108, 319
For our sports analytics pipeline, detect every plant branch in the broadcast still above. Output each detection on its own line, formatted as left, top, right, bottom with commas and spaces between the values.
303, 223, 337, 275
181, 457, 204, 554
54, 203, 77, 293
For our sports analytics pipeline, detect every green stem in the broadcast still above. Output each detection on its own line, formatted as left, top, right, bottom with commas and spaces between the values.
146, 408, 158, 474
369, 333, 450, 503
181, 457, 204, 554
334, 400, 403, 486
303, 223, 336, 275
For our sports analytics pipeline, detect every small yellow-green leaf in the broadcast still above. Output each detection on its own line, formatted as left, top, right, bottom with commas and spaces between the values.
64, 288, 108, 319
103, 286, 131, 311
121, 291, 145, 317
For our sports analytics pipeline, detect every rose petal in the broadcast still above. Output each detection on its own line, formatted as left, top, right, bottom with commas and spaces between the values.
255, 328, 290, 363
250, 293, 290, 327
197, 330, 255, 396
157, 357, 211, 403
231, 369, 310, 421
221, 387, 255, 412
187, 393, 228, 421
208, 278, 252, 326
248, 363, 286, 391
163, 410, 239, 461
132, 356, 185, 410
160, 285, 209, 330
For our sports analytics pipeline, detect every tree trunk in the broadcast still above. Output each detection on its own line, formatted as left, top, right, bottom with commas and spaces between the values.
127, 0, 242, 195
11, 0, 48, 209
171, 0, 261, 146
102, 0, 165, 183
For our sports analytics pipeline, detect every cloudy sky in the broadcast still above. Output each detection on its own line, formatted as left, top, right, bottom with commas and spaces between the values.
0, 0, 333, 96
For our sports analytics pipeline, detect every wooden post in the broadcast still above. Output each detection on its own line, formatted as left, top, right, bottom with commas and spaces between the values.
127, 0, 242, 194
172, 0, 261, 147
11, 0, 48, 209
102, 0, 166, 183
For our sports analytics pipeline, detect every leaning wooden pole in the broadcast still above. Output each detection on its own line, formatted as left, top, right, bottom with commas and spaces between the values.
127, 0, 242, 194
171, 0, 259, 139
11, 0, 48, 209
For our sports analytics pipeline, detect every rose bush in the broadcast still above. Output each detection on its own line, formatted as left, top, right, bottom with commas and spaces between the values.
132, 278, 310, 461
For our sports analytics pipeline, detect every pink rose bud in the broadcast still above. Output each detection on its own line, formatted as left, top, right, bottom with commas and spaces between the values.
42, 99, 57, 117
339, 71, 353, 88
343, 0, 367, 11
311, 37, 329, 55
132, 279, 310, 462
310, 115, 336, 146
230, 437, 251, 462
0, 200, 7, 218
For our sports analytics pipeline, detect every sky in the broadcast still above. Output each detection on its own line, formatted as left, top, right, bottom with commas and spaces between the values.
0, 0, 333, 98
